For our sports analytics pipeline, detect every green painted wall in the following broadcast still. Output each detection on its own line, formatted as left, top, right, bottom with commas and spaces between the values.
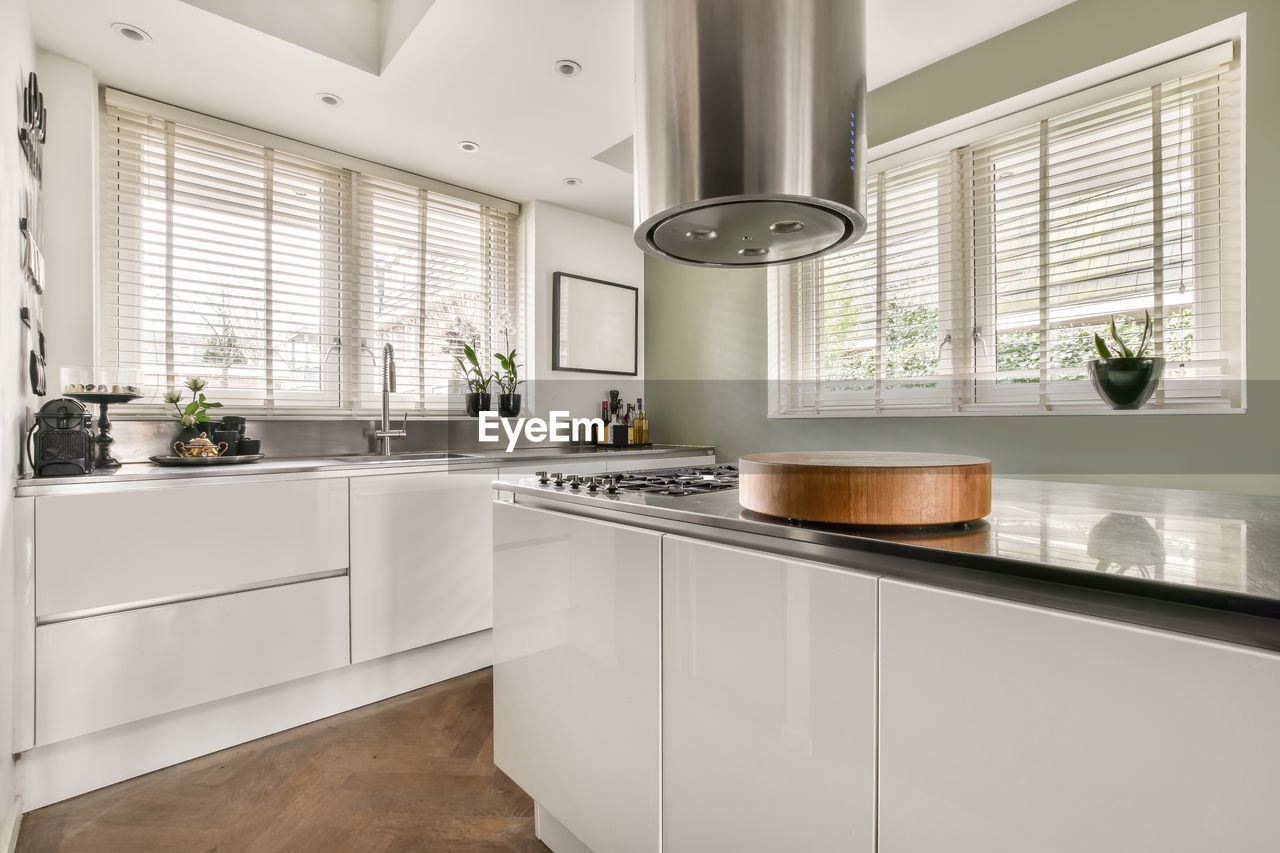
645, 0, 1280, 495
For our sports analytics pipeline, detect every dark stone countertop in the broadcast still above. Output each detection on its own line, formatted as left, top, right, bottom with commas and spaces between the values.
496, 475, 1280, 650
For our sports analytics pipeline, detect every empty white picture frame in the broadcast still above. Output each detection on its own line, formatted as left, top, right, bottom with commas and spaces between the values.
552, 272, 638, 375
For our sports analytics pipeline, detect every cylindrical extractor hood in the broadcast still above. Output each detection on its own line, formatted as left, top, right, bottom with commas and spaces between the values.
634, 0, 868, 268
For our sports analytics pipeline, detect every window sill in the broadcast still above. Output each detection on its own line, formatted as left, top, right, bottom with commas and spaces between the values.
769, 403, 1246, 419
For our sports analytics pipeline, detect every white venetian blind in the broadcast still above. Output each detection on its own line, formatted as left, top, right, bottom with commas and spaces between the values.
354, 176, 516, 409
777, 44, 1242, 416
100, 89, 518, 415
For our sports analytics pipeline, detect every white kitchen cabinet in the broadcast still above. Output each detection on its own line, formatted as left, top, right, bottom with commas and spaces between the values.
878, 580, 1280, 853
492, 501, 661, 853
36, 478, 349, 619
36, 576, 350, 745
349, 471, 495, 663
662, 537, 878, 853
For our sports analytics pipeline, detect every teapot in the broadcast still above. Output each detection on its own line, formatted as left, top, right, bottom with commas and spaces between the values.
173, 432, 228, 458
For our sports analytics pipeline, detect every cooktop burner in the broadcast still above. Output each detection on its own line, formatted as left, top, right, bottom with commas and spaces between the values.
612, 464, 739, 496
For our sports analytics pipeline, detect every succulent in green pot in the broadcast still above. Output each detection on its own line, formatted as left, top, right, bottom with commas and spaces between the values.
1087, 312, 1164, 410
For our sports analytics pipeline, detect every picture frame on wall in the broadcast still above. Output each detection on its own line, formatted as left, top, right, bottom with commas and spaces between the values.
552, 271, 638, 376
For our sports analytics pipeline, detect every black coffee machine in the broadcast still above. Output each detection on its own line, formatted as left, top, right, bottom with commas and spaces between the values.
27, 398, 95, 477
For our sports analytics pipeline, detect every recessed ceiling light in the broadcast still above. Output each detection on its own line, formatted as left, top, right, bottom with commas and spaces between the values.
317, 93, 344, 107
562, 177, 582, 186
458, 141, 480, 153
111, 22, 152, 43
554, 59, 582, 77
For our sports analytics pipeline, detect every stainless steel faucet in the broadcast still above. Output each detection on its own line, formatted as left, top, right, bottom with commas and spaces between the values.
375, 343, 407, 455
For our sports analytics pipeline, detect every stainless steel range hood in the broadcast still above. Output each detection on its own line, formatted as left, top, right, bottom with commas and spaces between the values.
634, 0, 867, 267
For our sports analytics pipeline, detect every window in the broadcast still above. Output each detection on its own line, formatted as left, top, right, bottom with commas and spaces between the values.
100, 89, 518, 415
774, 44, 1242, 416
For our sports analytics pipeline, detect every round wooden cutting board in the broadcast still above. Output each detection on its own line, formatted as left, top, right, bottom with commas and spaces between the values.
738, 451, 991, 526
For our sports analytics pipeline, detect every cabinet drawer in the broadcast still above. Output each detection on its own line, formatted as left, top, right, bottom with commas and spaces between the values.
36, 478, 349, 619
36, 576, 350, 745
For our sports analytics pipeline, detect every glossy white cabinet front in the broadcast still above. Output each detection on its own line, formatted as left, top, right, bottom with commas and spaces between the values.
36, 576, 350, 745
662, 537, 878, 853
36, 478, 349, 619
878, 580, 1280, 853
349, 471, 494, 663
492, 502, 661, 853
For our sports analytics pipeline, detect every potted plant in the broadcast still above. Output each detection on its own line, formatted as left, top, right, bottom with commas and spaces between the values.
1088, 312, 1164, 410
493, 343, 523, 418
455, 341, 493, 417
164, 377, 224, 442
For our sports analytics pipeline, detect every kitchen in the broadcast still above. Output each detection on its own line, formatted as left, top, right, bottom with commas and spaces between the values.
1, 0, 1277, 851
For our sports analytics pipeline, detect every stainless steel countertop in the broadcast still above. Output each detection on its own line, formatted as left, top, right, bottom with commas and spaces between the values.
14, 444, 714, 496
497, 475, 1280, 650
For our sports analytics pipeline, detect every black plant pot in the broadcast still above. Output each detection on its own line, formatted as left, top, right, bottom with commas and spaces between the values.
1087, 357, 1164, 410
464, 392, 491, 417
498, 393, 521, 418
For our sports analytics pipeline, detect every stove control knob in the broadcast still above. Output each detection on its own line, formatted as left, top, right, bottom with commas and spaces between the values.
551, 472, 565, 487
604, 476, 619, 494
568, 474, 583, 490
535, 470, 550, 485
586, 476, 601, 492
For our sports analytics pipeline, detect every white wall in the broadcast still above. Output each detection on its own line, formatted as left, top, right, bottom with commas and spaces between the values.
34, 51, 97, 387
524, 200, 645, 422
3, 0, 37, 838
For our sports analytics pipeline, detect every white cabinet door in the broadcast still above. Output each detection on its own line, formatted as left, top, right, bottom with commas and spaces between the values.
878, 580, 1280, 853
604, 454, 714, 472
36, 576, 350, 745
349, 471, 494, 663
662, 537, 878, 853
36, 478, 349, 619
493, 502, 661, 853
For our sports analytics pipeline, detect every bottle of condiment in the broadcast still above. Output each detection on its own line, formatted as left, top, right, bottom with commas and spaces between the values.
597, 401, 611, 446
625, 404, 635, 445
635, 398, 649, 445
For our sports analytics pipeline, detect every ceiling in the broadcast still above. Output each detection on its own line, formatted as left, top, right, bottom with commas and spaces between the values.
31, 0, 1077, 226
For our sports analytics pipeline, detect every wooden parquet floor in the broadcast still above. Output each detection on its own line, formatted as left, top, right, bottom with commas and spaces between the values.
16, 668, 549, 853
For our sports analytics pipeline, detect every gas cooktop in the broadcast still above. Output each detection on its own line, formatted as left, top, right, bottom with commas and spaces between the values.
612, 464, 739, 496
529, 464, 739, 497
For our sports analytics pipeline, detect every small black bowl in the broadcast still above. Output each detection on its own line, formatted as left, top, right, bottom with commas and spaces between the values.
212, 430, 240, 455
221, 415, 247, 435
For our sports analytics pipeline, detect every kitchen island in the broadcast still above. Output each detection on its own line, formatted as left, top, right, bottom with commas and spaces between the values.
491, 473, 1280, 853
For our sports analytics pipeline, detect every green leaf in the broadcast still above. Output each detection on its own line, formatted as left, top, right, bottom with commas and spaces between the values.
196, 413, 212, 423
1134, 310, 1153, 358
1109, 318, 1134, 358
205, 401, 223, 408
463, 342, 480, 369
1093, 333, 1112, 360
184, 400, 200, 415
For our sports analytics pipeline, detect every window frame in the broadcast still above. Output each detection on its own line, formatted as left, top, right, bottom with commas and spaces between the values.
99, 89, 521, 419
770, 38, 1244, 418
